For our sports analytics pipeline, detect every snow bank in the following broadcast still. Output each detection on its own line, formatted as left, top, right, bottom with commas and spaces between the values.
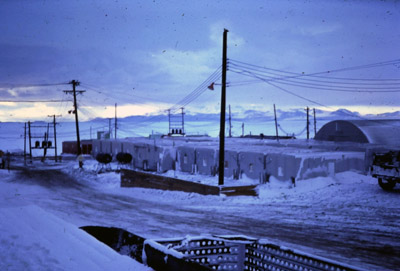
0, 205, 149, 271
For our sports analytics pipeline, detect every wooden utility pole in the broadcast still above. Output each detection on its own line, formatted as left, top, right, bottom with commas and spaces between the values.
48, 115, 61, 162
313, 108, 317, 138
274, 104, 279, 142
181, 107, 185, 135
228, 104, 232, 138
28, 121, 32, 162
64, 80, 85, 166
306, 106, 310, 140
42, 123, 50, 161
115, 103, 117, 139
53, 115, 57, 162
108, 118, 112, 139
218, 29, 228, 186
24, 122, 26, 165
167, 109, 171, 135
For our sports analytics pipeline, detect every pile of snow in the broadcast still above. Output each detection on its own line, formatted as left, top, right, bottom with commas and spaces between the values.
0, 205, 150, 271
0, 169, 151, 271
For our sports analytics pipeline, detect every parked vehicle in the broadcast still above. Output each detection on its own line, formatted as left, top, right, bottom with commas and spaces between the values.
370, 151, 400, 190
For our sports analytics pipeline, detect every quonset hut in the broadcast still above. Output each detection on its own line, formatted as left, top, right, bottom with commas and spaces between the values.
315, 119, 400, 146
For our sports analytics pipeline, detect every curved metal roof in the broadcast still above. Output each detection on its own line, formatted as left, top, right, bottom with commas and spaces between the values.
315, 119, 400, 146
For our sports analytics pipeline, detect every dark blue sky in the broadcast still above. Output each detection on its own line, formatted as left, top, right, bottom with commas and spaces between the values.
0, 0, 399, 121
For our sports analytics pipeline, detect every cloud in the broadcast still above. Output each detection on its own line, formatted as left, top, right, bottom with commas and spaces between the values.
150, 48, 219, 85
0, 103, 58, 121
148, 22, 245, 96
298, 23, 341, 36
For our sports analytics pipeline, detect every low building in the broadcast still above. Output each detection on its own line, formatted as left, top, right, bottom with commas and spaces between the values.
315, 119, 400, 146
62, 140, 93, 155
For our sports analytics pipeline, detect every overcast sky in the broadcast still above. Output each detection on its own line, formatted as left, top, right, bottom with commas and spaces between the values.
0, 0, 399, 121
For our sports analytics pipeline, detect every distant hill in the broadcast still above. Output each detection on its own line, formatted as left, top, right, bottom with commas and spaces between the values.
87, 108, 400, 123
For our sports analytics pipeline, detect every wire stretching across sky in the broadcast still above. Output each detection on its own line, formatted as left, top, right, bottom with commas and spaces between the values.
168, 66, 222, 113
229, 68, 400, 92
229, 58, 400, 82
228, 58, 400, 123
79, 66, 222, 130
130, 66, 222, 128
228, 59, 400, 92
0, 82, 70, 88
232, 69, 328, 107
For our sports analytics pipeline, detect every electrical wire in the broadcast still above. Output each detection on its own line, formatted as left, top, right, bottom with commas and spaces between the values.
229, 58, 400, 82
0, 82, 70, 88
78, 66, 222, 133
230, 68, 400, 126
0, 99, 70, 103
229, 68, 400, 93
278, 124, 307, 137
228, 63, 400, 92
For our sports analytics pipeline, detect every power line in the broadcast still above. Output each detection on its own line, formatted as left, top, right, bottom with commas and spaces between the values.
230, 62, 400, 86
229, 68, 400, 93
0, 99, 70, 103
229, 58, 400, 82
0, 82, 70, 88
232, 69, 400, 126
78, 67, 222, 132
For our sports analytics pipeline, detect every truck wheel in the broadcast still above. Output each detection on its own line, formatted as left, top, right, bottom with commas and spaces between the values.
378, 178, 396, 191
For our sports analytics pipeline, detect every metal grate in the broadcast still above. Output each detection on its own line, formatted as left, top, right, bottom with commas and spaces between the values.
145, 236, 360, 271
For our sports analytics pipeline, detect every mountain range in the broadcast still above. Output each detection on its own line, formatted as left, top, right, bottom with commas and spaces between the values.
91, 108, 400, 123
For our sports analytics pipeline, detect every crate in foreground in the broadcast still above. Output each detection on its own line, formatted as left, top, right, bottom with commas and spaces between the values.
144, 235, 361, 271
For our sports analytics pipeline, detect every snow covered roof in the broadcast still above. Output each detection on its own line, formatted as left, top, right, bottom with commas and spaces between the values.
315, 119, 400, 146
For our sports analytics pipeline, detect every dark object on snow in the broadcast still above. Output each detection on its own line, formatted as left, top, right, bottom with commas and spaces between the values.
80, 226, 361, 271
116, 152, 132, 164
371, 150, 400, 190
95, 153, 112, 164
291, 176, 296, 187
80, 226, 144, 263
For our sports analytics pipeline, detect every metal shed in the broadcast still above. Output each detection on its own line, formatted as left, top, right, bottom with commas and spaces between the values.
315, 119, 400, 146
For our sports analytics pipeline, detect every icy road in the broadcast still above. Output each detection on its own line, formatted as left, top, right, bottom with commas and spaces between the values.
1, 158, 399, 271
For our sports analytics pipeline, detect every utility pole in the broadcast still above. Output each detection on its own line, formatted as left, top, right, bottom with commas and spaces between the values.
218, 28, 228, 186
115, 103, 117, 139
42, 122, 50, 161
24, 122, 26, 165
167, 109, 171, 135
41, 123, 49, 162
242, 122, 244, 137
64, 80, 85, 167
306, 106, 310, 140
28, 121, 32, 162
48, 115, 61, 162
228, 105, 232, 138
108, 118, 112, 138
181, 107, 185, 135
274, 104, 279, 142
313, 108, 317, 138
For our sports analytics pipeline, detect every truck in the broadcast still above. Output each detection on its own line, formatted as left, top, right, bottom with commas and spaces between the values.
370, 150, 400, 190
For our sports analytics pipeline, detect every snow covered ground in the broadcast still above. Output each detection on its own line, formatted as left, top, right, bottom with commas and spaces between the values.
0, 156, 399, 270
